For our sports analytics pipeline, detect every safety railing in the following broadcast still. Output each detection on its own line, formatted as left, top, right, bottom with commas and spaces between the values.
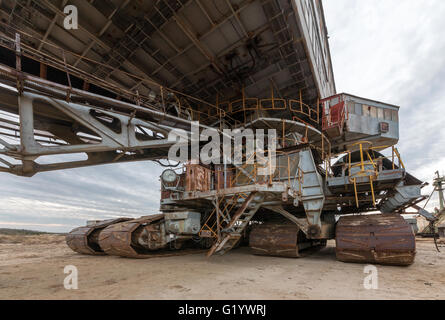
330, 141, 406, 207
220, 96, 320, 124
217, 86, 321, 127
391, 146, 405, 169
346, 141, 378, 207
216, 149, 302, 189
346, 143, 405, 172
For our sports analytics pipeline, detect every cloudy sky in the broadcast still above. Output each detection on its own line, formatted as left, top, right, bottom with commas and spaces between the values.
1, 0, 444, 232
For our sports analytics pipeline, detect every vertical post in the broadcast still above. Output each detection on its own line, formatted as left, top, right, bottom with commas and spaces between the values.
242, 85, 246, 124
242, 86, 245, 109
15, 33, 23, 94
360, 143, 364, 172
436, 172, 444, 211
135, 90, 140, 106
15, 33, 21, 72
325, 158, 329, 177
271, 84, 275, 109
215, 197, 221, 240
370, 176, 376, 206
39, 63, 47, 79
216, 93, 220, 130
392, 146, 395, 169
353, 178, 359, 208
18, 95, 36, 152
223, 157, 227, 189
287, 155, 290, 186
299, 89, 302, 112
317, 97, 320, 124
161, 86, 165, 113
348, 151, 351, 173
321, 134, 324, 159
282, 119, 285, 147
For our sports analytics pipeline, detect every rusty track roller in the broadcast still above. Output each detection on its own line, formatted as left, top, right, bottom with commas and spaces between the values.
335, 214, 416, 266
66, 218, 132, 255
249, 223, 326, 258
98, 214, 204, 258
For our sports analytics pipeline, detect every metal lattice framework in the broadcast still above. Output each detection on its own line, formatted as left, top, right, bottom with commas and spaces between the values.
0, 0, 335, 106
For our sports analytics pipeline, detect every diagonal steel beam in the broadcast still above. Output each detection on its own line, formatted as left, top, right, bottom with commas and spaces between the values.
35, 0, 158, 85
160, 1, 224, 76
38, 0, 68, 51
224, 0, 249, 38
73, 0, 131, 67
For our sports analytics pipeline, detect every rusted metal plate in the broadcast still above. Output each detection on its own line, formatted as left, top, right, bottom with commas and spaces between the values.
214, 164, 232, 190
335, 214, 416, 266
66, 218, 131, 255
186, 164, 212, 192
249, 224, 300, 257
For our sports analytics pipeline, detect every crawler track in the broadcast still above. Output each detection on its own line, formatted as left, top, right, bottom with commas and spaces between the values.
66, 218, 132, 255
98, 215, 204, 258
335, 214, 416, 266
249, 223, 326, 257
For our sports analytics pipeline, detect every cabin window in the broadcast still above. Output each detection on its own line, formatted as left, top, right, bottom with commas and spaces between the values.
355, 103, 362, 115
377, 107, 384, 119
362, 105, 370, 116
392, 110, 398, 121
384, 109, 392, 120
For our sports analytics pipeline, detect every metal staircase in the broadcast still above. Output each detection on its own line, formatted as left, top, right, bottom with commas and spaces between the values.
205, 192, 264, 257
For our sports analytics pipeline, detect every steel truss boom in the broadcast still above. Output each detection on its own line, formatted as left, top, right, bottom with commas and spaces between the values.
0, 64, 217, 176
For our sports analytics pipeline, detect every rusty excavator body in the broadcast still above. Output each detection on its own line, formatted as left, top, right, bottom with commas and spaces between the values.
0, 0, 433, 265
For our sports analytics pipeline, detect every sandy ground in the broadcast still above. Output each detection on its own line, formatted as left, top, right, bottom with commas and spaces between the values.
0, 235, 444, 300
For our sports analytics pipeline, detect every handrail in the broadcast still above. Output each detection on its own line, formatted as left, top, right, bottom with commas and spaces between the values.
329, 141, 406, 208
217, 85, 321, 127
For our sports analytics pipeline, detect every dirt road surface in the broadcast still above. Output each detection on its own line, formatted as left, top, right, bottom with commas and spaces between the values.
0, 235, 444, 299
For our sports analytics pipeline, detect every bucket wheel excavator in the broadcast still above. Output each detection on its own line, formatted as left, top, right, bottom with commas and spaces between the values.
66, 92, 425, 265
0, 0, 430, 265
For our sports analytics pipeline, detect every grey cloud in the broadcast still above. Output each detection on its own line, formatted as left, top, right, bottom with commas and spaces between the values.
0, 161, 163, 232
